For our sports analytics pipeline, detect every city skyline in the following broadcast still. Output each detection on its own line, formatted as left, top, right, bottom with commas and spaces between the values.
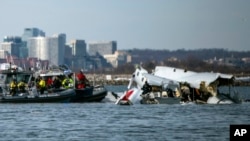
0, 0, 250, 51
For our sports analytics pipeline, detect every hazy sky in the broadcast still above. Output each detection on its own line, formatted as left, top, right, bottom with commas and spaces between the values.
0, 0, 249, 51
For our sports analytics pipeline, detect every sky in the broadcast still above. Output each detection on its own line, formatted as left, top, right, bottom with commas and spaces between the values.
0, 0, 249, 51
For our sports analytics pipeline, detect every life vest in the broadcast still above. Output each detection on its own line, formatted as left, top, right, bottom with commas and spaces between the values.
77, 72, 85, 81
10, 81, 17, 89
18, 81, 25, 89
39, 80, 46, 88
62, 78, 73, 88
47, 78, 53, 87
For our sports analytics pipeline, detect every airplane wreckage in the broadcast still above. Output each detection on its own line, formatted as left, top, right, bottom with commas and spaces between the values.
115, 66, 242, 105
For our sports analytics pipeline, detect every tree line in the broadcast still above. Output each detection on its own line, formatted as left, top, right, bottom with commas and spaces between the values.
93, 48, 250, 76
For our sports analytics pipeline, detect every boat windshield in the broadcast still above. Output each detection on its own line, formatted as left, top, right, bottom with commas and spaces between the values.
5, 73, 32, 84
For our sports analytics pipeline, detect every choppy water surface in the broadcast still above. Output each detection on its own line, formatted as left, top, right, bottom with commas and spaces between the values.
0, 86, 249, 141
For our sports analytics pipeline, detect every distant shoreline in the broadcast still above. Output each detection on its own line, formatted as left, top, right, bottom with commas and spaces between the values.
86, 74, 130, 85
86, 74, 250, 86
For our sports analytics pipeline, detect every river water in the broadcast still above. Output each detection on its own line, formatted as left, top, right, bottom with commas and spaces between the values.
0, 86, 249, 141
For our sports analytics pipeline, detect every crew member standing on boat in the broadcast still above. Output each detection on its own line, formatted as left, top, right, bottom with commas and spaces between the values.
76, 69, 89, 89
36, 76, 41, 88
67, 74, 74, 88
38, 77, 46, 94
77, 70, 85, 80
18, 79, 26, 93
10, 78, 18, 96
52, 76, 61, 89
62, 75, 73, 89
47, 76, 53, 89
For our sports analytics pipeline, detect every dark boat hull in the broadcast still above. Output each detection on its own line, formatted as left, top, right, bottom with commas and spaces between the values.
70, 86, 107, 102
0, 89, 75, 103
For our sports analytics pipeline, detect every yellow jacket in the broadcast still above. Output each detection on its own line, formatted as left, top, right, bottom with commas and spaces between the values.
39, 80, 46, 88
10, 81, 17, 89
62, 78, 73, 88
18, 81, 26, 88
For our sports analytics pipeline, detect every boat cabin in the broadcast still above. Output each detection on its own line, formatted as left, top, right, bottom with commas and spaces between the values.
0, 69, 34, 95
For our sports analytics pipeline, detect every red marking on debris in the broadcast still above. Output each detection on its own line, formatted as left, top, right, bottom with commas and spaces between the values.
122, 90, 134, 101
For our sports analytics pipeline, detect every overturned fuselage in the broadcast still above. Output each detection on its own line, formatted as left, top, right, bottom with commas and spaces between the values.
116, 65, 241, 105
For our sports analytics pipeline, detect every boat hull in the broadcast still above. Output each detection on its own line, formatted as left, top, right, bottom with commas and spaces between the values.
0, 89, 75, 103
70, 86, 107, 102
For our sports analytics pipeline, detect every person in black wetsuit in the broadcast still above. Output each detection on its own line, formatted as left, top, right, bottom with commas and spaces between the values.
141, 81, 152, 95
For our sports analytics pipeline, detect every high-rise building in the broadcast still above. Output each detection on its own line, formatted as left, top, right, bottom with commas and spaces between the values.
0, 50, 8, 59
0, 38, 21, 58
103, 51, 131, 68
19, 28, 45, 58
22, 28, 45, 43
67, 40, 87, 69
52, 34, 66, 66
69, 40, 87, 57
3, 36, 22, 43
88, 41, 117, 56
0, 42, 19, 57
27, 33, 66, 66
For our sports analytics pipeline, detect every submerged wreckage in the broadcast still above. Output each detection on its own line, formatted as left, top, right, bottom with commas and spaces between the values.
115, 66, 242, 105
